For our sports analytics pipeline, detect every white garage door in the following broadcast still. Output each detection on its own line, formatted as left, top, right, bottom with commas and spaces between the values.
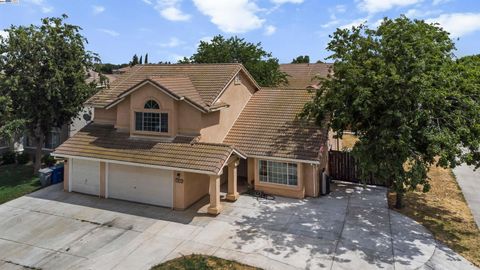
108, 164, 173, 207
71, 159, 100, 196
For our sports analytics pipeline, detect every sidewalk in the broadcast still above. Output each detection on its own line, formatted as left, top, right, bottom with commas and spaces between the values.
453, 164, 480, 229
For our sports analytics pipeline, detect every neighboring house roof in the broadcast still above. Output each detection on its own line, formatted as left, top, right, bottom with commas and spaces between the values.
85, 70, 120, 84
223, 88, 328, 163
86, 64, 259, 111
53, 124, 245, 175
280, 63, 331, 89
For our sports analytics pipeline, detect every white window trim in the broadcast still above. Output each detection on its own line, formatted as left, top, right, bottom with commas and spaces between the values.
134, 111, 169, 133
258, 159, 298, 187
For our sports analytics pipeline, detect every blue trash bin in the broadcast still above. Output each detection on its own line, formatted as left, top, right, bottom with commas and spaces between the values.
51, 164, 64, 184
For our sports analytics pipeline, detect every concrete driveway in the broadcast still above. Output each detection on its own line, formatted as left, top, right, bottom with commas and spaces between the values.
453, 164, 480, 228
0, 183, 477, 270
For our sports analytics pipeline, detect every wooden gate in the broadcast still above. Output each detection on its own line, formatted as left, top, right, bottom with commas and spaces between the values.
328, 150, 388, 186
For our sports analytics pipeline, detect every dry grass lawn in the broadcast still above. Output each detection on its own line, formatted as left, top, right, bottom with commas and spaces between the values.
151, 254, 260, 270
341, 134, 359, 150
388, 166, 480, 267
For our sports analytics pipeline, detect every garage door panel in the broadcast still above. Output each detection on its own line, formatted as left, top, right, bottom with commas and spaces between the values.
71, 159, 100, 196
108, 164, 173, 207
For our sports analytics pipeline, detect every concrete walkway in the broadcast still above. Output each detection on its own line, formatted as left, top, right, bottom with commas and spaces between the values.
0, 183, 477, 270
453, 164, 480, 228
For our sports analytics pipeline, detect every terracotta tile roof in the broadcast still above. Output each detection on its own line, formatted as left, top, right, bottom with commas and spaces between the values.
86, 64, 258, 110
85, 70, 120, 84
223, 88, 328, 162
53, 124, 243, 174
280, 63, 332, 89
150, 75, 206, 108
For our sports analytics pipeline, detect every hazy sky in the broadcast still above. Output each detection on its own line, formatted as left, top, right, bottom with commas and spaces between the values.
1, 0, 479, 64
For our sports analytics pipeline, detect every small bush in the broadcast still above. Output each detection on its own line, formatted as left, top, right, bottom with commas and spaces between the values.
16, 152, 30, 165
42, 154, 56, 167
2, 151, 16, 165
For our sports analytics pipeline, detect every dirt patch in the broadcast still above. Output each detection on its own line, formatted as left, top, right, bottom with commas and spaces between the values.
388, 165, 480, 267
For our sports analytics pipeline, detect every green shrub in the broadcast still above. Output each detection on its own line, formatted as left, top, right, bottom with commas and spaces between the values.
41, 154, 56, 167
2, 151, 16, 165
16, 152, 30, 165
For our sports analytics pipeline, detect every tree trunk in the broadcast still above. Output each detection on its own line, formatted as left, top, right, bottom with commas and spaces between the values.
33, 134, 44, 173
395, 191, 404, 209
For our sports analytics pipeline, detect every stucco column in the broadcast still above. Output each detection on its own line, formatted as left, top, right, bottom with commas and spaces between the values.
226, 159, 240, 201
208, 175, 222, 215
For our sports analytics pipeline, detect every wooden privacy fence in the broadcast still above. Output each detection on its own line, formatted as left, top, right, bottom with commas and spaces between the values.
328, 150, 389, 186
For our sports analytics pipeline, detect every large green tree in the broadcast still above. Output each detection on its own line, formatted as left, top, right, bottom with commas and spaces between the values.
302, 16, 480, 208
0, 96, 24, 141
181, 35, 288, 87
0, 15, 98, 172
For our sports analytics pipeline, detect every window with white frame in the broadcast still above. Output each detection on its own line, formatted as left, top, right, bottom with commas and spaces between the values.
45, 130, 61, 149
259, 160, 298, 186
135, 100, 168, 133
25, 129, 61, 149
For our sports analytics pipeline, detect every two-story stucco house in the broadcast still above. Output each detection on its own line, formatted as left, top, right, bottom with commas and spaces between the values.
52, 63, 332, 214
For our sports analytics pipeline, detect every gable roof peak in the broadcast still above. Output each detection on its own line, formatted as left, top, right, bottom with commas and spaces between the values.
86, 62, 259, 111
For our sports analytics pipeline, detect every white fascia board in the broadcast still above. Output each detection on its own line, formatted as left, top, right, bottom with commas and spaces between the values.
51, 153, 217, 175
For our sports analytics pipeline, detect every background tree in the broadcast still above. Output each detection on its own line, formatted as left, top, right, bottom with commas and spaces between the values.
130, 54, 139, 66
301, 16, 480, 208
182, 35, 288, 87
139, 55, 143, 65
0, 96, 24, 142
0, 15, 98, 172
291, 55, 310, 63
144, 53, 149, 64
94, 63, 129, 74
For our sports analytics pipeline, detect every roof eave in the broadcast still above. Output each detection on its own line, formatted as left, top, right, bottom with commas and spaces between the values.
209, 66, 261, 106
51, 153, 220, 175
247, 155, 321, 165
103, 79, 209, 113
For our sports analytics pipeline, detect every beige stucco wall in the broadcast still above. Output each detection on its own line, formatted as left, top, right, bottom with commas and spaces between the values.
249, 156, 329, 199
252, 157, 306, 199
247, 158, 255, 185
184, 172, 210, 208
304, 164, 319, 197
115, 98, 131, 132
173, 171, 210, 210
111, 82, 217, 138
200, 72, 256, 143
95, 108, 117, 125
129, 83, 177, 137
93, 71, 256, 142
177, 101, 202, 135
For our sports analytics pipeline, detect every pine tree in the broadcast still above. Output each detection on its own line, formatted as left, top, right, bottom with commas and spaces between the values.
130, 54, 139, 66
139, 55, 143, 65
144, 53, 148, 64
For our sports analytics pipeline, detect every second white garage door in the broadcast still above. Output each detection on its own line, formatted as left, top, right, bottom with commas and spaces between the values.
108, 164, 174, 207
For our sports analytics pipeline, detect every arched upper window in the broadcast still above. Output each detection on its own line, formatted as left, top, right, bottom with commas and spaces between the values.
144, 100, 160, 109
